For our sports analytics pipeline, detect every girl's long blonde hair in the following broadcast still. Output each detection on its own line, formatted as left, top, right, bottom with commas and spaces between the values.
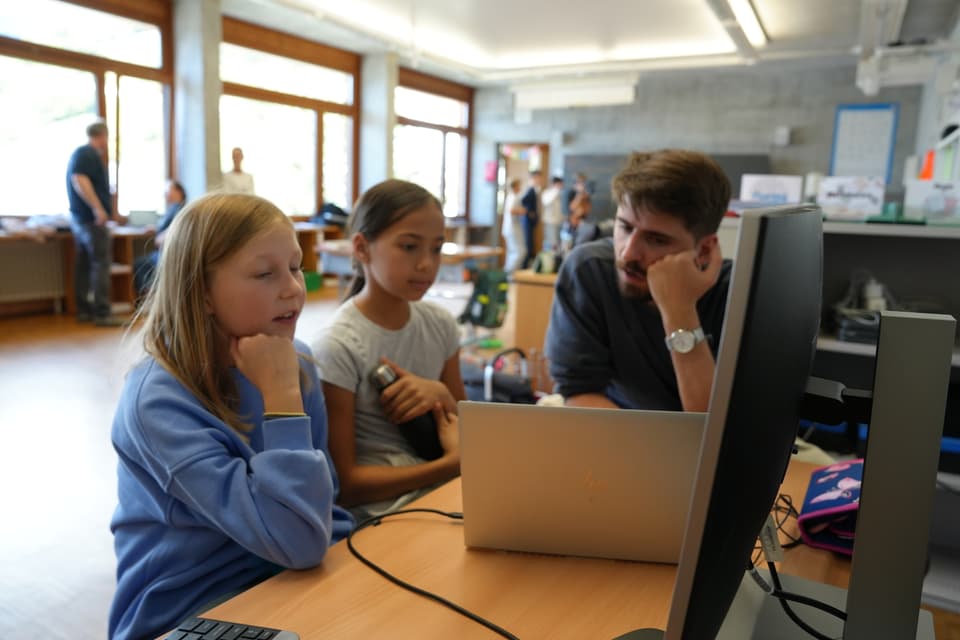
139, 192, 294, 434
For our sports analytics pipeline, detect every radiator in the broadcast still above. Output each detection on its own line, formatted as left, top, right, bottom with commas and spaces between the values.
0, 238, 65, 305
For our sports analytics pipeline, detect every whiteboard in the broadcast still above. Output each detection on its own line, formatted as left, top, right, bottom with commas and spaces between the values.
829, 103, 899, 183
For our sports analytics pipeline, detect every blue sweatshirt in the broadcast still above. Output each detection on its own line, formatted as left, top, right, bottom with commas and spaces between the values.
108, 339, 354, 640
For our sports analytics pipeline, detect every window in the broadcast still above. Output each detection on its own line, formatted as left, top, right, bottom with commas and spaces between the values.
0, 55, 97, 217
394, 126, 444, 203
0, 0, 172, 218
395, 87, 467, 128
105, 74, 167, 215
220, 19, 361, 214
0, 0, 162, 69
392, 70, 473, 219
322, 112, 354, 209
220, 95, 317, 217
220, 43, 353, 106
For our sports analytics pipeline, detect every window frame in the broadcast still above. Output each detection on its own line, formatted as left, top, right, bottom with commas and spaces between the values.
0, 0, 174, 213
221, 17, 360, 214
396, 67, 474, 221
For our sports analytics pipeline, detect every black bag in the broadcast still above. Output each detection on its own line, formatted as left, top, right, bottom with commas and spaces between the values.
461, 348, 536, 404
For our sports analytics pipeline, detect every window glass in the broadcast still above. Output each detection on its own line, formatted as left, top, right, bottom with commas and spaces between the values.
395, 86, 466, 128
443, 132, 465, 218
117, 76, 166, 215
322, 112, 353, 209
0, 0, 162, 68
220, 43, 353, 105
0, 55, 98, 216
393, 125, 444, 201
220, 94, 317, 216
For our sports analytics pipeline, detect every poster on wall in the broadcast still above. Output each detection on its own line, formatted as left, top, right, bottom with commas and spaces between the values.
829, 103, 899, 184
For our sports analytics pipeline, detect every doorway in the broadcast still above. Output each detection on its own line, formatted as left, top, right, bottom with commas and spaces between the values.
495, 142, 550, 261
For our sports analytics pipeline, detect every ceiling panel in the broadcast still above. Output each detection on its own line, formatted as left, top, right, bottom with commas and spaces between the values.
224, 0, 960, 84
752, 0, 861, 51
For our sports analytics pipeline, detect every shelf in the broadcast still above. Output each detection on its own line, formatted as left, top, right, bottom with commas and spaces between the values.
821, 221, 960, 239
816, 334, 960, 367
719, 216, 960, 239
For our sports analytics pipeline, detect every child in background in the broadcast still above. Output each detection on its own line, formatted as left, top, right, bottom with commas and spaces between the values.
109, 193, 353, 640
313, 179, 465, 522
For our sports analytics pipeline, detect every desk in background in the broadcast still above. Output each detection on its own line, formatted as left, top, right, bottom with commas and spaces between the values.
0, 226, 155, 316
205, 461, 841, 639
510, 270, 558, 392
318, 240, 504, 297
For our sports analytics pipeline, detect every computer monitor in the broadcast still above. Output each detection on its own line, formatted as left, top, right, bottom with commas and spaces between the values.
619, 204, 823, 639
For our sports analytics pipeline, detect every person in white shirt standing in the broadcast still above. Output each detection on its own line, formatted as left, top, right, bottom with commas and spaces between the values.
222, 147, 255, 195
501, 178, 526, 273
541, 175, 564, 251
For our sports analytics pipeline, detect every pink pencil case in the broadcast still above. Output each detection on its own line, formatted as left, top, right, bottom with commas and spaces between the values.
797, 459, 864, 556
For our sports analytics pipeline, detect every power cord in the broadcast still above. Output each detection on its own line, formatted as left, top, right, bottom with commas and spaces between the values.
346, 508, 521, 640
752, 493, 803, 566
766, 560, 846, 640
746, 495, 846, 640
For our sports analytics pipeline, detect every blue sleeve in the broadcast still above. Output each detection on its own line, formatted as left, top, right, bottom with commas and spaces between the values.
132, 370, 347, 569
298, 342, 355, 541
545, 253, 615, 399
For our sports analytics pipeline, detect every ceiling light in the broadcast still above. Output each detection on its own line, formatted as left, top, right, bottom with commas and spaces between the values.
727, 0, 766, 47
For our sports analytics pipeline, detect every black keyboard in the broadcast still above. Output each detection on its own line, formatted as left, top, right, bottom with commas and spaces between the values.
164, 616, 299, 640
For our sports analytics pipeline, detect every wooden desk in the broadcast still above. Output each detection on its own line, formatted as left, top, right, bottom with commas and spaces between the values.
206, 461, 842, 639
511, 270, 558, 392
0, 226, 154, 315
292, 223, 340, 274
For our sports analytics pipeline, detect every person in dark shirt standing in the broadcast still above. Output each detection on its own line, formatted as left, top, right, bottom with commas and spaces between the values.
66, 121, 121, 326
520, 170, 544, 269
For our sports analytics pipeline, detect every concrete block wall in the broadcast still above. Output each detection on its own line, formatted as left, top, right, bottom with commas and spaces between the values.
469, 64, 922, 231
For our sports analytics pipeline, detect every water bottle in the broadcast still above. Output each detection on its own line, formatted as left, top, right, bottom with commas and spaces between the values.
369, 364, 444, 461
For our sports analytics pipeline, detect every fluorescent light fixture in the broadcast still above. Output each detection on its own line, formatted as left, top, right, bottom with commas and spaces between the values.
512, 75, 639, 110
727, 0, 766, 47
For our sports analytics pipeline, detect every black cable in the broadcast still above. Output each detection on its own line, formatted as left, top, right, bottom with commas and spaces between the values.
346, 508, 521, 640
767, 561, 845, 640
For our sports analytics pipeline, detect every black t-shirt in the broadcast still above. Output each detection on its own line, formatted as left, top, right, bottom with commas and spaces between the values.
66, 144, 110, 223
545, 238, 733, 410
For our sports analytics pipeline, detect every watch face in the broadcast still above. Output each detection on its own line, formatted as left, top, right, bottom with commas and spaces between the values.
672, 331, 696, 353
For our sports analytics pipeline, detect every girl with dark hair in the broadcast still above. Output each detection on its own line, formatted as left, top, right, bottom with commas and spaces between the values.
312, 179, 466, 520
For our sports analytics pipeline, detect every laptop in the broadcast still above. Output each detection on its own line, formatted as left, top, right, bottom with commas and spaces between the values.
127, 210, 159, 227
459, 401, 705, 563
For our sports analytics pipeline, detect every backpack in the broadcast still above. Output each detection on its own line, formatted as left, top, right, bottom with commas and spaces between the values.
459, 269, 509, 329
461, 348, 537, 404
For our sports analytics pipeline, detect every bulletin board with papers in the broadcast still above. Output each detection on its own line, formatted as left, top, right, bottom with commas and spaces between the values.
829, 103, 899, 184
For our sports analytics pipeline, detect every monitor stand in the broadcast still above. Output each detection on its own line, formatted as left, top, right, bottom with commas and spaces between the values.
611, 569, 935, 640
716, 569, 935, 640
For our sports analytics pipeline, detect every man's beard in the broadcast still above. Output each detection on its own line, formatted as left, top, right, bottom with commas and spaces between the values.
615, 259, 653, 301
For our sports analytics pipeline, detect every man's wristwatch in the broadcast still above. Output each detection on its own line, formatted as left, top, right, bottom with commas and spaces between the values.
665, 327, 706, 354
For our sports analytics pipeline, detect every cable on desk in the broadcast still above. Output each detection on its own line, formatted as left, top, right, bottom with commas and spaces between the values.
766, 560, 846, 640
346, 508, 521, 640
752, 493, 803, 566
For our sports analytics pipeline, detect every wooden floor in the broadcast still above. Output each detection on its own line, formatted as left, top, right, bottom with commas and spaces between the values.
1, 283, 958, 639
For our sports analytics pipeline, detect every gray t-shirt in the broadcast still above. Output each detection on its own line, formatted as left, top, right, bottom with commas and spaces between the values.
312, 298, 460, 518
545, 238, 732, 411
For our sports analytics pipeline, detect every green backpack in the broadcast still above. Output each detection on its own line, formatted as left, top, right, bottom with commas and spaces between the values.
459, 269, 509, 329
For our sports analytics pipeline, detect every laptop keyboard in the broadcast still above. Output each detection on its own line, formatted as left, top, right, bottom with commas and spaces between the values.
164, 616, 294, 639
